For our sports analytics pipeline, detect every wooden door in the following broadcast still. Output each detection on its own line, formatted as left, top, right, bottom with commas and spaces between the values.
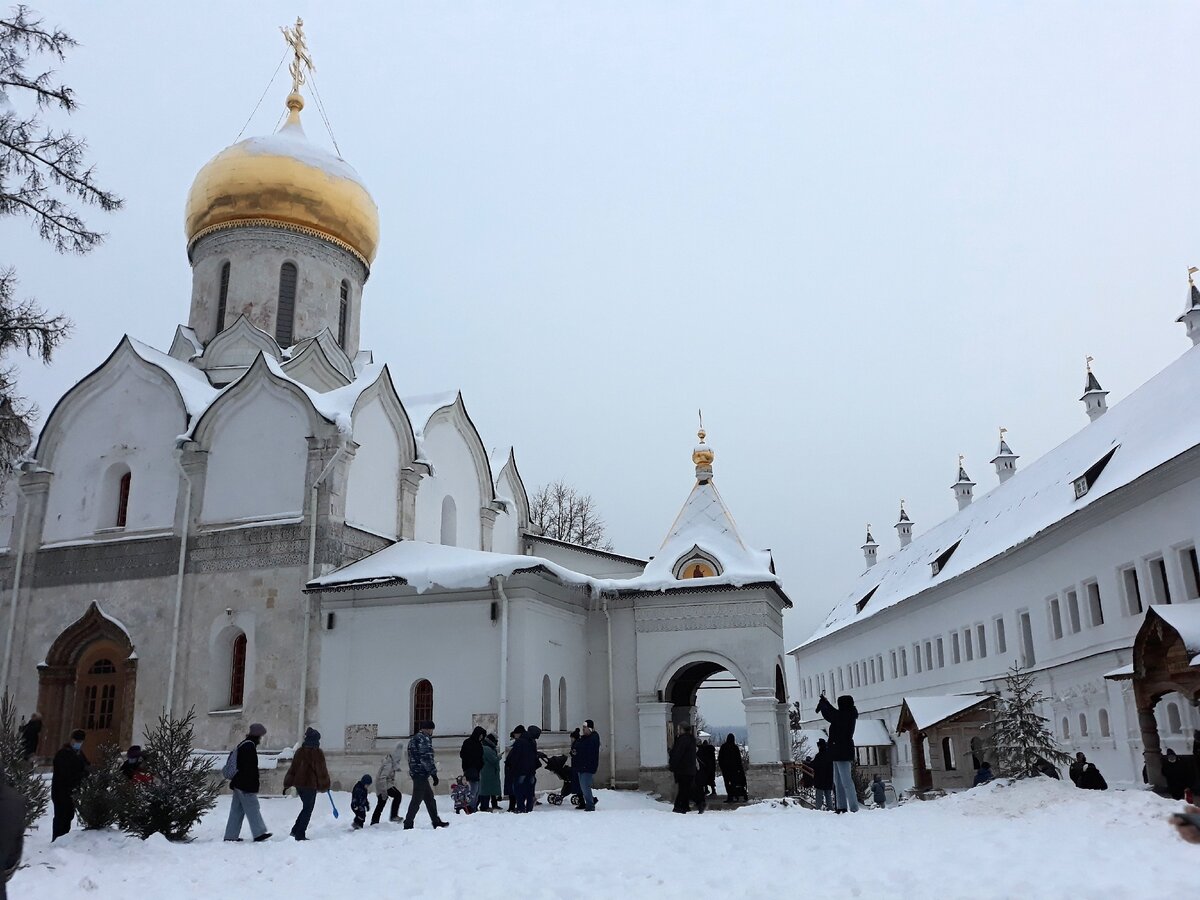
74, 641, 126, 759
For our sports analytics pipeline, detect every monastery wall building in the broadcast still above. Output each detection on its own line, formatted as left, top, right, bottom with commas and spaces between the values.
790, 293, 1200, 791
0, 52, 792, 794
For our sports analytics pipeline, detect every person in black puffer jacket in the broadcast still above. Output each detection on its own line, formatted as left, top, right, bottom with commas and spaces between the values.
817, 694, 858, 813
223, 723, 271, 842
811, 738, 835, 810
669, 725, 703, 814
509, 726, 542, 813
460, 726, 486, 813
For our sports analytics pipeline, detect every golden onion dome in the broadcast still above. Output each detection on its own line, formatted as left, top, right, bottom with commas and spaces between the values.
184, 93, 379, 267
692, 427, 715, 467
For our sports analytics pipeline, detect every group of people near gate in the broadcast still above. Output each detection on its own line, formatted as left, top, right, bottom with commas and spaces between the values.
221, 717, 605, 842
667, 727, 748, 814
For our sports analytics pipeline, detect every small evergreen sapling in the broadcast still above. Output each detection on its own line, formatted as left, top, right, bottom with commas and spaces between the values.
0, 695, 47, 830
121, 709, 220, 841
72, 742, 127, 830
985, 663, 1073, 779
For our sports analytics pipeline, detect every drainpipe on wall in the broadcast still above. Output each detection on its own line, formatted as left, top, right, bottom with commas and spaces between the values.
165, 458, 193, 714
603, 592, 616, 789
1, 494, 32, 695
491, 576, 510, 743
300, 445, 345, 742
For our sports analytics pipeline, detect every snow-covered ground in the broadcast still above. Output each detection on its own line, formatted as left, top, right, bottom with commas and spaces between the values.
16, 780, 1195, 899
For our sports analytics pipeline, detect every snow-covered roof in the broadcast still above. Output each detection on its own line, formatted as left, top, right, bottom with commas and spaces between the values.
900, 695, 991, 732
1147, 605, 1200, 666
127, 338, 220, 419
402, 391, 459, 439
1103, 663, 1134, 680
241, 117, 369, 190
796, 343, 1200, 652
854, 718, 892, 747
638, 477, 777, 589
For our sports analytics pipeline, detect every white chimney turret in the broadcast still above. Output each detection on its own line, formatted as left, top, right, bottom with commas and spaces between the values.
952, 456, 975, 511
991, 427, 1019, 484
1080, 356, 1109, 422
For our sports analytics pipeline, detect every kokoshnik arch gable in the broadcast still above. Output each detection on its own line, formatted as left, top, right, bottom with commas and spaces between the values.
0, 22, 792, 795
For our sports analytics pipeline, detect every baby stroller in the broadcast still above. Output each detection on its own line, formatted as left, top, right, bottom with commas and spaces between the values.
450, 775, 474, 814
541, 754, 598, 808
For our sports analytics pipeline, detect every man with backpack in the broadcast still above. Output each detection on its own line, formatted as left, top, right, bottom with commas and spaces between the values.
223, 723, 271, 842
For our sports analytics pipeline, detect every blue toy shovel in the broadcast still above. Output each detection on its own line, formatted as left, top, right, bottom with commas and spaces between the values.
327, 791, 340, 818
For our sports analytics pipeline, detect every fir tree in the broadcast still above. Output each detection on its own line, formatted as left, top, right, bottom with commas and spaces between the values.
72, 742, 126, 830
985, 663, 1073, 779
0, 694, 46, 829
121, 709, 220, 841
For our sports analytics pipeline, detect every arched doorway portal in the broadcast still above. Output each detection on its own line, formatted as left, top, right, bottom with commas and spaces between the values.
37, 602, 137, 760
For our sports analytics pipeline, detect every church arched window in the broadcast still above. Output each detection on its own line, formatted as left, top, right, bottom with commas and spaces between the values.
216, 260, 231, 332
275, 262, 298, 347
672, 545, 722, 580
1078, 713, 1088, 738
440, 495, 457, 546
338, 280, 349, 349
557, 677, 567, 731
228, 633, 247, 708
116, 470, 131, 528
1167, 702, 1183, 735
412, 679, 433, 734
541, 675, 551, 731
1062, 716, 1071, 739
1098, 708, 1111, 737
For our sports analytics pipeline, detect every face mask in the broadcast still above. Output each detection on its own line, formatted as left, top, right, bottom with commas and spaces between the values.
71, 742, 82, 750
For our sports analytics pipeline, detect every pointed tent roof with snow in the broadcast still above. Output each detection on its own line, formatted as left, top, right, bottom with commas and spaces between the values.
954, 463, 975, 486
991, 436, 1018, 463
1082, 369, 1106, 397
1180, 282, 1200, 321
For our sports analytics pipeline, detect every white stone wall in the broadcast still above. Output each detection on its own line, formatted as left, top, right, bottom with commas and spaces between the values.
413, 416, 484, 549
344, 395, 401, 539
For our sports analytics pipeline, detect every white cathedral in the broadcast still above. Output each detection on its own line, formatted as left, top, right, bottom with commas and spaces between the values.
0, 62, 792, 794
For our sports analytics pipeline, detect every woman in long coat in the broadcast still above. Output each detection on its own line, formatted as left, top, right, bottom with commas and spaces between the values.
717, 733, 747, 803
479, 734, 502, 811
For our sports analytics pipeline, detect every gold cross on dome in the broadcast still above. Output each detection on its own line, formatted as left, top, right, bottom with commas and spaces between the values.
1086, 355, 1094, 373
281, 16, 314, 94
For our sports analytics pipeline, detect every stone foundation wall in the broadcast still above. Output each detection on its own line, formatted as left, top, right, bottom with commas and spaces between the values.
639, 762, 784, 801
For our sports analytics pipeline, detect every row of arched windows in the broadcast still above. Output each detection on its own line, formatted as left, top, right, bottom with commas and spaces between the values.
1061, 708, 1112, 740
213, 260, 351, 351
540, 675, 568, 732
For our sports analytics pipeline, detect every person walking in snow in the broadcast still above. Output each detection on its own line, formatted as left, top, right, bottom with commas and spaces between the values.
403, 721, 448, 829
573, 719, 600, 812
669, 724, 703, 814
224, 723, 271, 843
1162, 749, 1189, 800
50, 728, 89, 841
510, 725, 543, 813
973, 761, 994, 786
479, 734, 502, 811
460, 725, 486, 813
371, 741, 404, 825
697, 739, 717, 797
718, 733, 747, 803
811, 739, 834, 810
351, 774, 373, 829
817, 692, 859, 813
870, 774, 887, 808
19, 713, 40, 762
283, 727, 331, 840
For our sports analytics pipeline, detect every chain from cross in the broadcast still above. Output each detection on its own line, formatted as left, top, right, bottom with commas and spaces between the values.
281, 16, 314, 94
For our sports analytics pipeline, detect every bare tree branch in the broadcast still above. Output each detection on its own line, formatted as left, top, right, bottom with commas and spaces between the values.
530, 478, 614, 551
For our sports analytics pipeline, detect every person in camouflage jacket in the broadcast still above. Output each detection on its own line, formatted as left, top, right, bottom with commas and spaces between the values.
402, 721, 448, 830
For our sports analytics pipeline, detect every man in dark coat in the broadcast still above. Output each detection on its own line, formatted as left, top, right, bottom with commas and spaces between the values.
504, 725, 525, 812
223, 723, 271, 842
817, 693, 859, 813
18, 714, 40, 762
668, 724, 703, 814
1069, 752, 1108, 791
509, 725, 542, 813
404, 721, 449, 829
50, 728, 89, 841
1162, 749, 1189, 800
811, 738, 835, 810
718, 733, 747, 803
697, 740, 717, 797
573, 719, 601, 812
0, 780, 25, 899
459, 726, 486, 813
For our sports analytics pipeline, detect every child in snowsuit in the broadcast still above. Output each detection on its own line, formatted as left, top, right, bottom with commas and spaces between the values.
871, 774, 886, 808
351, 774, 373, 829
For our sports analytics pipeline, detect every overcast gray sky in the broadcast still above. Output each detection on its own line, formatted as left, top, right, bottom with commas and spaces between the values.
8, 2, 1200, 723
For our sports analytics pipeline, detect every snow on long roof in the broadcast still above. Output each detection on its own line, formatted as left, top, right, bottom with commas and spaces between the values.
638, 478, 777, 588
855, 718, 892, 747
795, 343, 1200, 652
901, 695, 991, 732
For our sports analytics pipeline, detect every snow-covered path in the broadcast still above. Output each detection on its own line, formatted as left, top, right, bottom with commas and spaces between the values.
16, 780, 1194, 899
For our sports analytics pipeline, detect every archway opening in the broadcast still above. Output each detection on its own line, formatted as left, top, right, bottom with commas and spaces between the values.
672, 661, 747, 799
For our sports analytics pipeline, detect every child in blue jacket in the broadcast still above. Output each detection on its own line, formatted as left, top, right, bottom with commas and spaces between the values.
351, 774, 373, 829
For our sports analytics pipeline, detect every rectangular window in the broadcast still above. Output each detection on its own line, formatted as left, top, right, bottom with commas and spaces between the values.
964, 628, 974, 661
914, 644, 923, 674
900, 648, 908, 677
877, 655, 885, 682
1065, 590, 1081, 633
1122, 566, 1143, 614
976, 623, 987, 658
924, 641, 933, 671
1085, 580, 1104, 626
1019, 610, 1036, 667
1149, 556, 1173, 605
1049, 597, 1063, 639
951, 631, 961, 664
936, 637, 945, 668
838, 668, 845, 692
995, 616, 1007, 654
1180, 546, 1200, 601
890, 651, 898, 679
870, 658, 877, 684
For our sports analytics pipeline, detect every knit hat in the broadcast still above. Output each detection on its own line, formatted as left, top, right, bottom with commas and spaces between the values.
248, 723, 267, 737
70, 729, 86, 741
303, 727, 321, 748
127, 745, 142, 759
419, 720, 435, 730
360, 774, 373, 785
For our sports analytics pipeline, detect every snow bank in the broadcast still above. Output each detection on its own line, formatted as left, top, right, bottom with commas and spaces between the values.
17, 780, 1194, 899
